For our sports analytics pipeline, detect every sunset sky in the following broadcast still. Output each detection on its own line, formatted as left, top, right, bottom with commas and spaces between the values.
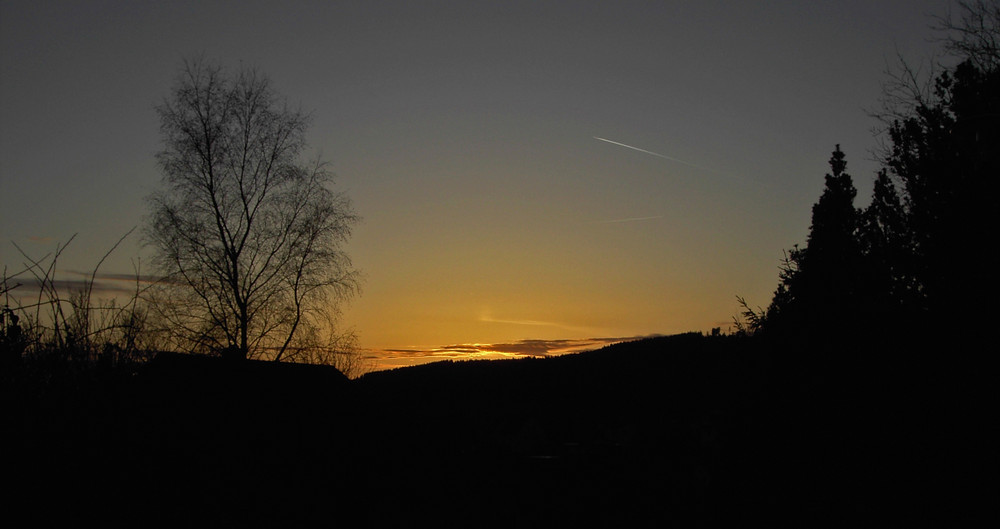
1, 1, 948, 369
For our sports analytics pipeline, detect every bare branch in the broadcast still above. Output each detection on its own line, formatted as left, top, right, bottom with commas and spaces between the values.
932, 0, 1000, 71
145, 58, 361, 364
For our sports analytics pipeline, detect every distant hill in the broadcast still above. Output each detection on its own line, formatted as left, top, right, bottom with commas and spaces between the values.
7, 333, 966, 526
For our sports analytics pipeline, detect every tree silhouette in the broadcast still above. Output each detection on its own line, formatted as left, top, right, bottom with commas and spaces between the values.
934, 0, 1000, 73
145, 58, 360, 361
758, 2, 1000, 343
885, 58, 999, 331
865, 0, 1000, 333
857, 169, 915, 324
765, 146, 862, 339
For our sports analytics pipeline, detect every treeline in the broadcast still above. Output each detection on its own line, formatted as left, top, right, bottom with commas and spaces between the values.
741, 4, 999, 349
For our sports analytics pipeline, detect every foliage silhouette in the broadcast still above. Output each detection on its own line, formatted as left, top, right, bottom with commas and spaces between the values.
762, 145, 864, 342
756, 1, 999, 345
857, 169, 918, 325
733, 12, 998, 518
884, 59, 999, 333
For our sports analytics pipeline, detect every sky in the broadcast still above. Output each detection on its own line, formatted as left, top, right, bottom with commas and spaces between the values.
1, 0, 950, 370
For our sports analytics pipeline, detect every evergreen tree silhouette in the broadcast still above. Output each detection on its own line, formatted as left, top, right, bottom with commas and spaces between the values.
766, 146, 862, 341
886, 59, 1000, 332
761, 62, 998, 344
857, 169, 915, 327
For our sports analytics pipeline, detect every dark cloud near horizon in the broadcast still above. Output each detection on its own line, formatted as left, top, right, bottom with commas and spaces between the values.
482, 339, 579, 356
5, 278, 141, 297
375, 336, 658, 362
66, 270, 163, 283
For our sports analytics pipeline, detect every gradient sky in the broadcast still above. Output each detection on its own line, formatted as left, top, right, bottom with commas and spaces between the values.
1, 1, 948, 369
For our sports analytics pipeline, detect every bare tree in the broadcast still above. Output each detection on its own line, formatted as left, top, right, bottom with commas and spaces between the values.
145, 58, 360, 362
934, 0, 1000, 72
870, 0, 1000, 153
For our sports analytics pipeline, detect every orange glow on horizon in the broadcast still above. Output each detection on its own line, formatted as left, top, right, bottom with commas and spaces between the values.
361, 336, 655, 372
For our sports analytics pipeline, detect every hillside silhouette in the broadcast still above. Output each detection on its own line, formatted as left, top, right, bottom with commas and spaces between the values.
6, 332, 970, 526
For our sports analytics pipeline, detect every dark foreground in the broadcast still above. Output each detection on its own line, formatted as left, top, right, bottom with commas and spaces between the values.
4, 333, 986, 526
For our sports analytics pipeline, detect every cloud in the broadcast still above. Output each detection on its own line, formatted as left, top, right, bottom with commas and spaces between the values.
5, 278, 138, 297
3, 270, 166, 299
589, 215, 664, 225
479, 315, 557, 327
478, 313, 598, 335
66, 270, 163, 284
371, 336, 655, 369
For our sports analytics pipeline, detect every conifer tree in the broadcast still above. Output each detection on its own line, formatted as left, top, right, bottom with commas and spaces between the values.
876, 1, 1000, 332
756, 1, 999, 343
885, 60, 999, 329
765, 146, 862, 339
857, 169, 914, 320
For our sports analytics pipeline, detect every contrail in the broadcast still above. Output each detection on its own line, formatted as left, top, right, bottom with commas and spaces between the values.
593, 136, 756, 185
590, 215, 664, 224
593, 136, 704, 170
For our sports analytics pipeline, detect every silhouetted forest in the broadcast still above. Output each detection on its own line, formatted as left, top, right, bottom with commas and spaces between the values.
749, 31, 999, 347
4, 3, 997, 526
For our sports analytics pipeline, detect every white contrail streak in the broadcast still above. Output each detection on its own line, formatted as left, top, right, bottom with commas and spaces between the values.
590, 215, 664, 224
593, 136, 704, 170
591, 135, 760, 185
